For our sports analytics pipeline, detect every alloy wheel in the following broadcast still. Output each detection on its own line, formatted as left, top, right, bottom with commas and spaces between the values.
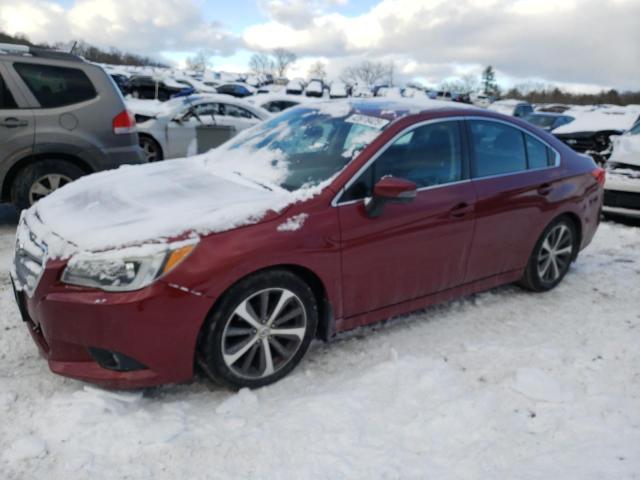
140, 138, 159, 162
222, 288, 307, 380
29, 174, 73, 205
537, 224, 573, 283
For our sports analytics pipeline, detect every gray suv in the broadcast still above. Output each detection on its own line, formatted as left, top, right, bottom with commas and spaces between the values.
0, 44, 145, 209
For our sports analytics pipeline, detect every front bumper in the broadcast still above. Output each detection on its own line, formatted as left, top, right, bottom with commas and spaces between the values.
603, 172, 640, 218
12, 262, 213, 389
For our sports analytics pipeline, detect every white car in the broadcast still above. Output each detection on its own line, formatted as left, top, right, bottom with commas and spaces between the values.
603, 121, 640, 218
129, 94, 270, 161
329, 81, 348, 99
352, 83, 372, 98
469, 92, 491, 108
286, 78, 305, 95
305, 79, 325, 97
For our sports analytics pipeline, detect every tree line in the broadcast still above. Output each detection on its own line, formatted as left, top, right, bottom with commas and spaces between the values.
3, 31, 638, 105
0, 31, 167, 67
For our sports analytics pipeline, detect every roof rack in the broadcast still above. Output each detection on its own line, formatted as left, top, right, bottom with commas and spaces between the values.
0, 43, 83, 62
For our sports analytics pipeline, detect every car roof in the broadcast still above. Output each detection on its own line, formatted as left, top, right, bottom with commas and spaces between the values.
321, 98, 477, 121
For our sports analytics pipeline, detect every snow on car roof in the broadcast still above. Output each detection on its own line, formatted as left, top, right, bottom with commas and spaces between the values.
553, 108, 640, 134
335, 97, 476, 120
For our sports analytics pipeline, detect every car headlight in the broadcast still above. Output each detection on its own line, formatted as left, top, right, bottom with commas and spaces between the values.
61, 241, 196, 292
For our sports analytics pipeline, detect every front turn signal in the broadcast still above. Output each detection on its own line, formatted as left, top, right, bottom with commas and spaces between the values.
163, 245, 195, 274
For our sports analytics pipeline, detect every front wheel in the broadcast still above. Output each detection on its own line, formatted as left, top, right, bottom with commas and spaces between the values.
519, 217, 578, 292
198, 270, 318, 389
11, 159, 85, 210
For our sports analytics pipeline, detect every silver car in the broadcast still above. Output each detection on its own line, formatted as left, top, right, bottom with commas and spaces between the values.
0, 43, 145, 209
129, 94, 271, 161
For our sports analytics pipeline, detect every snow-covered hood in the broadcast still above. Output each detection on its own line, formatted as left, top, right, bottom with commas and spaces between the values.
554, 110, 638, 135
610, 134, 640, 167
25, 157, 297, 259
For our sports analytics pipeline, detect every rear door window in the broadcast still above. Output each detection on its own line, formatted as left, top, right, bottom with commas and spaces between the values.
0, 73, 18, 109
470, 120, 527, 177
14, 63, 96, 108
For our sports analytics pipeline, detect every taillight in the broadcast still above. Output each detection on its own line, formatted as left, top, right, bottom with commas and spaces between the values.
591, 167, 606, 187
112, 110, 136, 135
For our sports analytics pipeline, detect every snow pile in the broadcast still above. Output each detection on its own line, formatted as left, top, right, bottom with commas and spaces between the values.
277, 213, 308, 232
0, 221, 640, 478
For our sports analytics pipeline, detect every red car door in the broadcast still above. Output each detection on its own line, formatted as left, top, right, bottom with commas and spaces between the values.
463, 118, 562, 282
336, 119, 477, 318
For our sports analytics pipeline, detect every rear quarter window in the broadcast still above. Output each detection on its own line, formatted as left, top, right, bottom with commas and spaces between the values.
0, 74, 18, 109
525, 134, 554, 169
14, 63, 97, 108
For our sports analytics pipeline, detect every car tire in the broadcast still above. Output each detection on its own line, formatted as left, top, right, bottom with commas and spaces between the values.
519, 216, 578, 292
198, 270, 318, 390
139, 135, 163, 162
11, 159, 85, 210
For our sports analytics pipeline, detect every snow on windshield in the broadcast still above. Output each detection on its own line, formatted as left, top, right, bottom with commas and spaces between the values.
205, 103, 386, 191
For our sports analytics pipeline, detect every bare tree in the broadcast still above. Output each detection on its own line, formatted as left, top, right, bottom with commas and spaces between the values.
308, 61, 327, 80
249, 53, 274, 75
341, 60, 391, 86
440, 74, 481, 93
272, 48, 297, 77
186, 50, 212, 73
387, 61, 395, 87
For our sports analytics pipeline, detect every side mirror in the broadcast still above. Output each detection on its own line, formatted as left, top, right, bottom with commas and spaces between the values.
365, 176, 417, 218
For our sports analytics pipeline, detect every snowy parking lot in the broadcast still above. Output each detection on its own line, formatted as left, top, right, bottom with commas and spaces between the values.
1, 205, 639, 479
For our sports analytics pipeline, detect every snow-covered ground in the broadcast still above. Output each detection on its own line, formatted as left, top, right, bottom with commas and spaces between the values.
1, 216, 639, 479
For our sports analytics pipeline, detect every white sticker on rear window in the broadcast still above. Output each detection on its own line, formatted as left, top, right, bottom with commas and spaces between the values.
345, 114, 390, 130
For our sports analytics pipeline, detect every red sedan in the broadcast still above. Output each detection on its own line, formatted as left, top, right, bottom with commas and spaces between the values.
11, 99, 604, 389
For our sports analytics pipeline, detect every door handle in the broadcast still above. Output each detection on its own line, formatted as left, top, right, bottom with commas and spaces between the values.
450, 202, 474, 218
537, 183, 553, 196
0, 117, 28, 128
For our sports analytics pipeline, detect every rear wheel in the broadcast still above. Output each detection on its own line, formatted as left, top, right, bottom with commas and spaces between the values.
199, 270, 318, 389
139, 135, 163, 162
519, 217, 578, 292
11, 159, 85, 210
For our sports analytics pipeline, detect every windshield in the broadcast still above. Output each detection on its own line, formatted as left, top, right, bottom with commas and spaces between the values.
527, 115, 556, 128
208, 104, 388, 191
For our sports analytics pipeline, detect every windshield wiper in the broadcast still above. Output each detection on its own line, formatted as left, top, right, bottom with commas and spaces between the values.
232, 171, 274, 191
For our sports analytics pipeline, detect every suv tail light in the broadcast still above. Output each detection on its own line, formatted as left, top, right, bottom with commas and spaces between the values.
112, 110, 136, 135
591, 167, 606, 187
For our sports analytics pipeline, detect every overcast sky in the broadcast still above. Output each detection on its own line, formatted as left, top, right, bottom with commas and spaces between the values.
2, 0, 639, 91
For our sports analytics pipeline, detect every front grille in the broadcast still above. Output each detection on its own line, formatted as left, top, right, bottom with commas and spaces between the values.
604, 190, 640, 210
13, 220, 48, 297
